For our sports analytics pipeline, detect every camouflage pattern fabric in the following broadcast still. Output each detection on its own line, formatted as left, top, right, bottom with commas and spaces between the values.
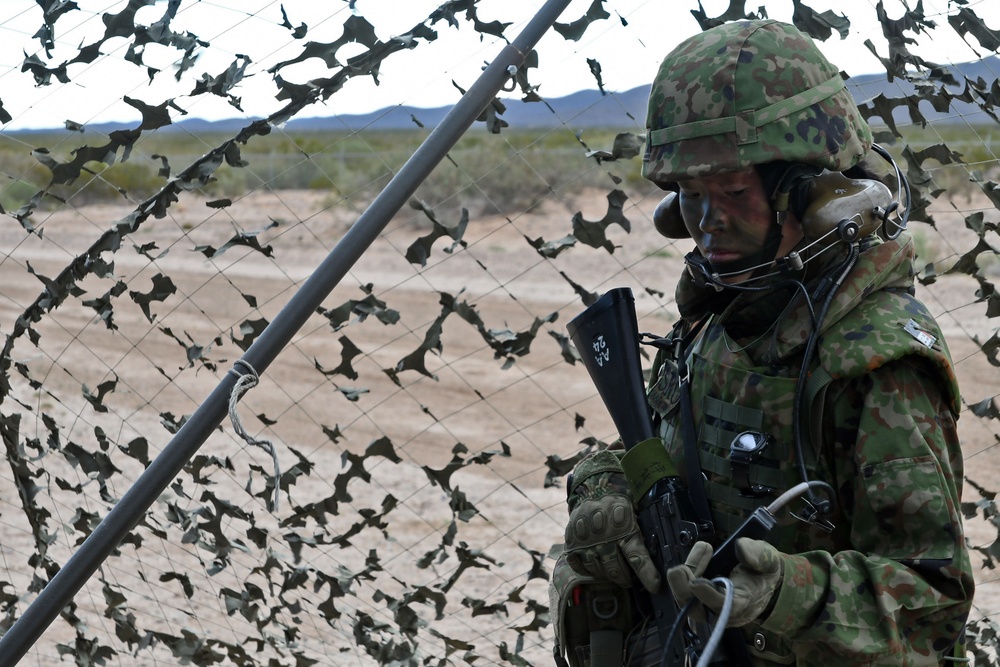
642, 20, 872, 187
566, 449, 629, 514
548, 552, 581, 664
643, 232, 974, 665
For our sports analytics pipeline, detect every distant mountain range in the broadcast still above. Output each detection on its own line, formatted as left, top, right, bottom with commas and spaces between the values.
61, 55, 1000, 135
281, 85, 653, 133
159, 85, 652, 135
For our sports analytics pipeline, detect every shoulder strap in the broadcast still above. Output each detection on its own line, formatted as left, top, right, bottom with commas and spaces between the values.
801, 365, 834, 471
677, 319, 714, 535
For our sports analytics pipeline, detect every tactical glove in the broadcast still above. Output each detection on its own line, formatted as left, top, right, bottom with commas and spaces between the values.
665, 540, 713, 605
563, 450, 661, 593
667, 538, 783, 627
663, 539, 712, 623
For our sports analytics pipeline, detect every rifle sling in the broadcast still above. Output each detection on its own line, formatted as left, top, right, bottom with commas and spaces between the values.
677, 321, 714, 534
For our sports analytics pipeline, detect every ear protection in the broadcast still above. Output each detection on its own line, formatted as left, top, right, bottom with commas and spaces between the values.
652, 171, 894, 244
652, 191, 686, 238
799, 172, 894, 243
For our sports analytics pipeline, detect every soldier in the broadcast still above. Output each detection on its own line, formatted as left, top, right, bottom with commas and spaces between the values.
551, 19, 974, 667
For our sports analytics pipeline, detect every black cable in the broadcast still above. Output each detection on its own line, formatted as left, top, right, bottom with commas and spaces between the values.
790, 243, 860, 519
686, 259, 819, 332
658, 598, 696, 667
869, 143, 910, 239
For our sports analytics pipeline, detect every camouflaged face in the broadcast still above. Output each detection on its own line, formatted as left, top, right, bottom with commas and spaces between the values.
642, 19, 873, 186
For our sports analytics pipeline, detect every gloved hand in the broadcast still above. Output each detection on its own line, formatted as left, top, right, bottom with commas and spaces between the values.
666, 538, 783, 627
563, 450, 661, 593
665, 539, 713, 614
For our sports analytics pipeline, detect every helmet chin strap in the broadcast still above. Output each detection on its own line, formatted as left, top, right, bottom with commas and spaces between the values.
684, 215, 788, 290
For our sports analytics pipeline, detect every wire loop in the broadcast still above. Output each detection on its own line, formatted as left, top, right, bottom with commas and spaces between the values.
228, 360, 281, 512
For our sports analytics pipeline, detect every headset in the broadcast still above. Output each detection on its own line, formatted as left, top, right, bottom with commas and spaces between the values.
651, 144, 909, 288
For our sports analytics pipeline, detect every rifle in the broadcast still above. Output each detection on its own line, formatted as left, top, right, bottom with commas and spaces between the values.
566, 287, 705, 666
567, 288, 778, 665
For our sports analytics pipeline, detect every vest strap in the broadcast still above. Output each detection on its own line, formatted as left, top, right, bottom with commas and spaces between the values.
802, 365, 835, 469
703, 394, 764, 426
699, 447, 790, 492
678, 320, 714, 531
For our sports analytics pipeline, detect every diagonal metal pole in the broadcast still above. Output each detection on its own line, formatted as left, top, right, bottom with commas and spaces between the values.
0, 0, 572, 662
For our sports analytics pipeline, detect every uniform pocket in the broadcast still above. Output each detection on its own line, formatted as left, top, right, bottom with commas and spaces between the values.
859, 455, 955, 561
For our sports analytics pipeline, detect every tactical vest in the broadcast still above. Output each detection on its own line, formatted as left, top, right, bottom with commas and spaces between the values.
645, 286, 958, 665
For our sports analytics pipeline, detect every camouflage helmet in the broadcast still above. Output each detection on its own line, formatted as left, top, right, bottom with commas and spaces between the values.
642, 19, 873, 187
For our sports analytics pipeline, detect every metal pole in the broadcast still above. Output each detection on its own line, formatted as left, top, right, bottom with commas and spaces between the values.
0, 0, 572, 662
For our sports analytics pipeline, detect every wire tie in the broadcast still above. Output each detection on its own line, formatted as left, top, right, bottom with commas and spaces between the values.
228, 360, 281, 512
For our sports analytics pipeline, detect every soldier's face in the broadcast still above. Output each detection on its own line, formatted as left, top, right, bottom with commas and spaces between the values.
678, 168, 803, 283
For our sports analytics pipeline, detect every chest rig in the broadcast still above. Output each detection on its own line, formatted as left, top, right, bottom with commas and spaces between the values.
647, 320, 849, 553
645, 283, 957, 664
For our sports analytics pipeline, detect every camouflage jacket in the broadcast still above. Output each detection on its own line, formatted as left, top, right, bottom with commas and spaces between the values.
645, 234, 974, 665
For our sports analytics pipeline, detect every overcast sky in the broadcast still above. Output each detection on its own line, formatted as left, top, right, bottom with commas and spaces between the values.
0, 0, 996, 131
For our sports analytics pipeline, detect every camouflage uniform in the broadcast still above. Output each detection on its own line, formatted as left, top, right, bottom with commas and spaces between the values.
645, 232, 974, 665
556, 18, 973, 667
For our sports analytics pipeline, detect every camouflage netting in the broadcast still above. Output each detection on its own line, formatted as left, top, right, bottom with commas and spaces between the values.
0, 0, 999, 665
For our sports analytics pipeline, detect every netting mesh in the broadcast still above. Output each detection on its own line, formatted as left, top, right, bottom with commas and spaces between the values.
1, 1, 1000, 665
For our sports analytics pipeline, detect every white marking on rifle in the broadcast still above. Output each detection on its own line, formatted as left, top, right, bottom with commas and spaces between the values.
593, 335, 610, 367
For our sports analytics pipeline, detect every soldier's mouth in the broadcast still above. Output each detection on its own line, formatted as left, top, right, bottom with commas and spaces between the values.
704, 249, 741, 264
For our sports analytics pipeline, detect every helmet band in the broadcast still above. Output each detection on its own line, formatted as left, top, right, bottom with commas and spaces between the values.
647, 74, 846, 149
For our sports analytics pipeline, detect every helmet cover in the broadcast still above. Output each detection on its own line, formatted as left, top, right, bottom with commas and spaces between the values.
642, 19, 872, 186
